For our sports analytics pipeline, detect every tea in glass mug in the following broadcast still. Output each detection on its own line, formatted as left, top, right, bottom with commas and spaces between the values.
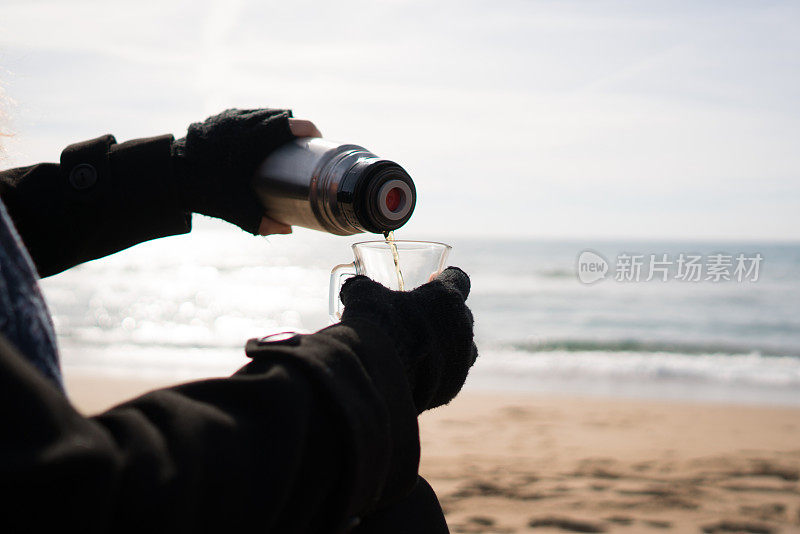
329, 240, 452, 321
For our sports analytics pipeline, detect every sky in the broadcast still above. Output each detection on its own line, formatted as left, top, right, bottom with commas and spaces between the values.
0, 0, 798, 241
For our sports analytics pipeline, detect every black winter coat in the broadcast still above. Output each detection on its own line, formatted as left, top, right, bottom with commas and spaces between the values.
0, 135, 421, 532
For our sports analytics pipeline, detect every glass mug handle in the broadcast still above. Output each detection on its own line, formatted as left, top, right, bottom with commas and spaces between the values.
329, 262, 357, 322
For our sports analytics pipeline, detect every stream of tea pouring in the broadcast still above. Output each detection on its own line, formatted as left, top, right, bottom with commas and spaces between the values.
383, 231, 405, 291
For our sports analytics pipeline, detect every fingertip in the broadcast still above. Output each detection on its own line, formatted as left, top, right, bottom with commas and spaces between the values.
257, 216, 293, 236
288, 118, 323, 138
436, 266, 471, 298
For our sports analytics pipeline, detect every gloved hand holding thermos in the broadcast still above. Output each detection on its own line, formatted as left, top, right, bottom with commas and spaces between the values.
171, 108, 416, 236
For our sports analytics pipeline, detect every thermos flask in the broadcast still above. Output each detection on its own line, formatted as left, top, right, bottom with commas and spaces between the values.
252, 137, 416, 236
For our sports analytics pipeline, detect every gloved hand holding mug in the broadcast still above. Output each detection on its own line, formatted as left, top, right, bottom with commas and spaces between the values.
339, 266, 478, 414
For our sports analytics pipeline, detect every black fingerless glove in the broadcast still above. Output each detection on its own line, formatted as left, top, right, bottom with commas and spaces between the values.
339, 267, 478, 414
171, 108, 295, 234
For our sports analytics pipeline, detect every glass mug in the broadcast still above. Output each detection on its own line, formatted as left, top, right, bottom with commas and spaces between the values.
329, 240, 452, 322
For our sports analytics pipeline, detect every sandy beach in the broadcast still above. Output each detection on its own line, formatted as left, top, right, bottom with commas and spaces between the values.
65, 371, 800, 533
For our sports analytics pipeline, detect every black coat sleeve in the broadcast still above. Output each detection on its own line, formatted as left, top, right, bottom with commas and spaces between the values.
0, 135, 192, 277
0, 318, 419, 532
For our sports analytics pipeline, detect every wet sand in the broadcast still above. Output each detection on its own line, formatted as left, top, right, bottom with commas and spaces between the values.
65, 371, 800, 533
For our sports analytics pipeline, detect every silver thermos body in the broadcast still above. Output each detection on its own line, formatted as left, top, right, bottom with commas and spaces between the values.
252, 137, 416, 236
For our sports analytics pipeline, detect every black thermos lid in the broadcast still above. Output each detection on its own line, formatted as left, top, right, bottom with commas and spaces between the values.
339, 159, 416, 234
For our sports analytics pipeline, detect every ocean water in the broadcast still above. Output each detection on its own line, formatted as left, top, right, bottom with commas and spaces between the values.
40, 219, 800, 406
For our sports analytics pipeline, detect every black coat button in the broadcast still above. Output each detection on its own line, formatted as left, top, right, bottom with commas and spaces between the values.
69, 164, 98, 190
